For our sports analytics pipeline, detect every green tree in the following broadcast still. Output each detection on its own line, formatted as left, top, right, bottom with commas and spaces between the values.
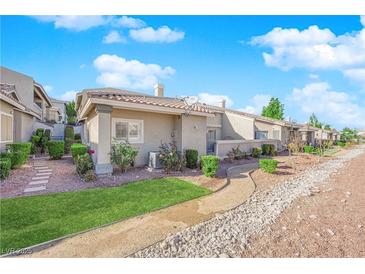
308, 113, 323, 128
341, 127, 358, 142
65, 101, 77, 125
261, 97, 284, 120
324, 124, 331, 130
66, 101, 77, 117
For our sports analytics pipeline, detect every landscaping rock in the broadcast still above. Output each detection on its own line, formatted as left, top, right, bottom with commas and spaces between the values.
132, 147, 365, 258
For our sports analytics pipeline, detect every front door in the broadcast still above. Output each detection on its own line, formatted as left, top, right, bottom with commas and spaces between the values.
206, 129, 216, 154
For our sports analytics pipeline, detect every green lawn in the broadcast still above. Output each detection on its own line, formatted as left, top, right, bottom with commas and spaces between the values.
0, 178, 211, 255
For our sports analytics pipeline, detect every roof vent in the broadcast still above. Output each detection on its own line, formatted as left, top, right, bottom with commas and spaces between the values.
154, 83, 164, 97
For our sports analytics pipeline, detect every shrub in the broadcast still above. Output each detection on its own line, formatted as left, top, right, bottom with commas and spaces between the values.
64, 137, 74, 154
200, 155, 220, 177
67, 116, 77, 125
251, 147, 261, 158
44, 129, 51, 140
337, 141, 346, 147
259, 159, 278, 174
47, 141, 64, 160
288, 143, 300, 154
71, 144, 88, 161
111, 141, 139, 173
74, 133, 81, 141
185, 149, 198, 169
0, 158, 11, 180
261, 144, 276, 156
303, 145, 314, 153
36, 128, 44, 137
83, 169, 97, 182
76, 153, 94, 176
64, 126, 75, 140
159, 142, 184, 173
6, 142, 32, 168
230, 145, 247, 160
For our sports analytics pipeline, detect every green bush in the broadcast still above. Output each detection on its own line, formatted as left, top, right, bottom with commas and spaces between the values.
6, 142, 32, 168
44, 129, 51, 139
47, 141, 64, 160
158, 142, 184, 173
71, 144, 88, 161
231, 145, 247, 160
36, 128, 44, 137
261, 144, 276, 156
200, 155, 220, 177
111, 141, 139, 173
76, 153, 94, 176
259, 159, 278, 173
251, 147, 261, 158
337, 141, 346, 147
303, 145, 314, 153
83, 169, 97, 182
67, 116, 77, 125
64, 126, 75, 140
74, 133, 81, 141
64, 137, 74, 154
0, 158, 11, 180
185, 149, 198, 169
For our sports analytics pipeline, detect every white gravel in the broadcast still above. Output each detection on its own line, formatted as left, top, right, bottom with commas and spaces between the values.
132, 146, 365, 258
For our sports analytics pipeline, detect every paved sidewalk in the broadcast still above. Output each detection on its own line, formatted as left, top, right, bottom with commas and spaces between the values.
23, 160, 52, 194
24, 163, 258, 258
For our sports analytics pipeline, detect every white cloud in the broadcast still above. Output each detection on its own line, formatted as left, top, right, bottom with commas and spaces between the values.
251, 24, 365, 71
113, 16, 146, 29
33, 16, 111, 31
58, 90, 77, 101
129, 26, 185, 43
194, 93, 233, 108
309, 73, 320, 80
287, 82, 365, 128
343, 68, 365, 89
361, 16, 365, 27
93, 54, 175, 90
239, 94, 271, 114
43, 85, 53, 93
102, 30, 127, 44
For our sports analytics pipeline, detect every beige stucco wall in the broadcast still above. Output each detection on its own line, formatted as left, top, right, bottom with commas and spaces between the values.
112, 108, 176, 166
180, 115, 207, 157
0, 100, 14, 151
222, 112, 254, 140
254, 120, 282, 139
0, 67, 41, 116
13, 110, 34, 142
207, 113, 223, 140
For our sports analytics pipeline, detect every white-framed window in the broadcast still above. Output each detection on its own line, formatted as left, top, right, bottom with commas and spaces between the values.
112, 118, 144, 143
273, 129, 280, 140
0, 111, 13, 143
255, 131, 268, 140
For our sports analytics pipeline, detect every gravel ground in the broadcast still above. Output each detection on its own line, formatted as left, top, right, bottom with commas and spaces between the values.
133, 146, 365, 258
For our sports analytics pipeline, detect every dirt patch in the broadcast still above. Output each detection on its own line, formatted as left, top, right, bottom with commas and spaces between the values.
252, 153, 330, 192
241, 148, 365, 258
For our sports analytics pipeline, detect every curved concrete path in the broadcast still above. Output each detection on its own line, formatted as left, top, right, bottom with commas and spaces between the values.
24, 163, 258, 258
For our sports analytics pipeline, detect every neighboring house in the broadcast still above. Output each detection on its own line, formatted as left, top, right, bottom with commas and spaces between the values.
48, 98, 68, 124
0, 67, 53, 151
76, 85, 301, 175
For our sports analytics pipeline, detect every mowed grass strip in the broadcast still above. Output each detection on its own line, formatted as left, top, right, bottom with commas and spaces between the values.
0, 178, 211, 254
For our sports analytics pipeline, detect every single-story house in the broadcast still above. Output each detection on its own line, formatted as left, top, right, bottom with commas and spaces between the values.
0, 67, 53, 151
76, 85, 300, 175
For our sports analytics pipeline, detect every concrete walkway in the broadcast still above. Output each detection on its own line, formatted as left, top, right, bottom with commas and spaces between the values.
23, 160, 52, 194
24, 163, 258, 258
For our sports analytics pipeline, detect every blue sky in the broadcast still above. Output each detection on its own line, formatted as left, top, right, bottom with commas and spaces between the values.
1, 15, 365, 129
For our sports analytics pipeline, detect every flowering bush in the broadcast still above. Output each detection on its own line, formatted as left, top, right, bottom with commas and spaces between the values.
110, 141, 138, 173
159, 142, 185, 173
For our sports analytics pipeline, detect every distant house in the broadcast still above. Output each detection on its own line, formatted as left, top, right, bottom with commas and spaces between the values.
0, 67, 53, 151
48, 98, 68, 124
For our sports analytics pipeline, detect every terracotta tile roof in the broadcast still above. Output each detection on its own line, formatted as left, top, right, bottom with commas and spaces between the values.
87, 89, 215, 114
